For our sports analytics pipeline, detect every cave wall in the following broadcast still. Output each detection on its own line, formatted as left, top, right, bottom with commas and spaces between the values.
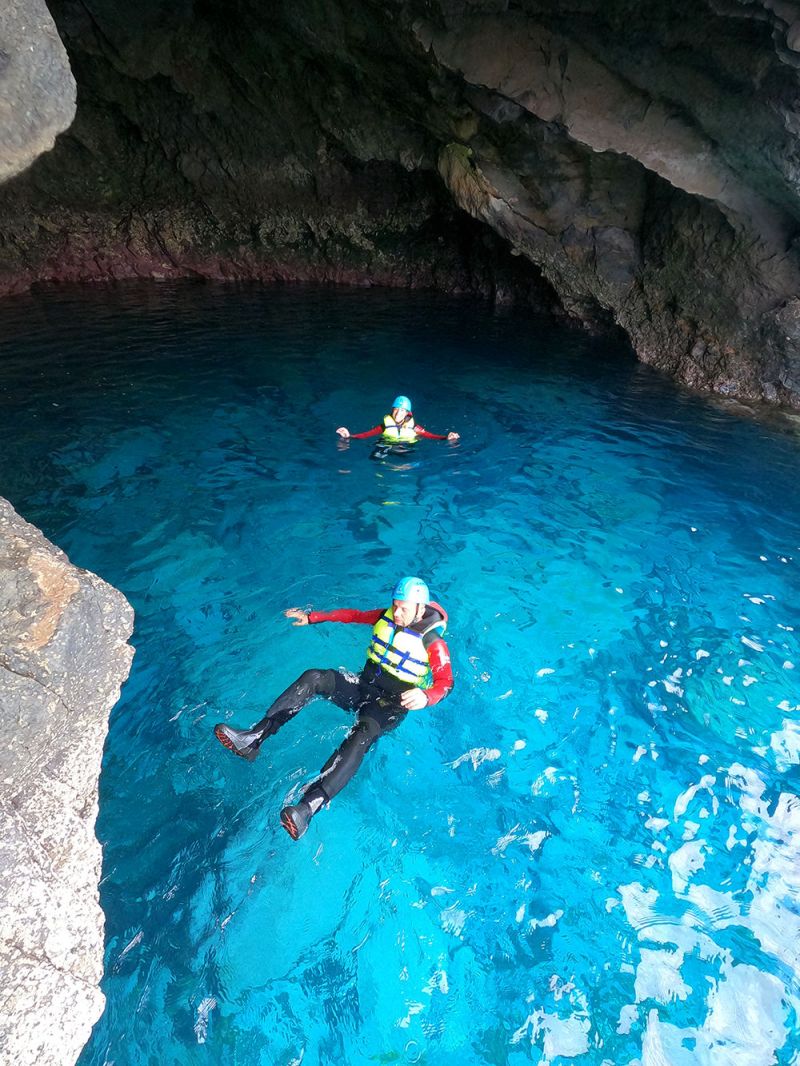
2, 0, 800, 405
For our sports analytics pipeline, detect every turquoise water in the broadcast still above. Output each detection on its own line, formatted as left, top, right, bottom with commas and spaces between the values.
1, 284, 799, 1065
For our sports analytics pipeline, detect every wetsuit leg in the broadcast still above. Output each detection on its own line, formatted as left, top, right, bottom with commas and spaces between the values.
280, 694, 408, 839
251, 668, 341, 734
307, 700, 408, 801
214, 668, 360, 761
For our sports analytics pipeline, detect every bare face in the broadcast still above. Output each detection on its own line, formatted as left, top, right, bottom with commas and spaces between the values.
392, 598, 424, 627
391, 406, 410, 423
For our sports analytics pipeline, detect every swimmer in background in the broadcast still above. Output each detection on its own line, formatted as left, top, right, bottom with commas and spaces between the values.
336, 395, 460, 458
213, 577, 454, 840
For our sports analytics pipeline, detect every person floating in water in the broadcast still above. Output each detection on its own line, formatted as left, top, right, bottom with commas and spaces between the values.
336, 395, 460, 452
213, 576, 454, 840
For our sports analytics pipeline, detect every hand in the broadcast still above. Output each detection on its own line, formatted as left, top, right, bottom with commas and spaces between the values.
336, 427, 350, 438
447, 431, 460, 441
284, 608, 310, 626
400, 688, 428, 710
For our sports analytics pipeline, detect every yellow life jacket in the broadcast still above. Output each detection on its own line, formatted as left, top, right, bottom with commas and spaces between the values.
365, 605, 446, 687
381, 413, 417, 444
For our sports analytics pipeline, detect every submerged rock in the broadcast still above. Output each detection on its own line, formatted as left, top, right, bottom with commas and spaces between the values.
0, 498, 134, 1066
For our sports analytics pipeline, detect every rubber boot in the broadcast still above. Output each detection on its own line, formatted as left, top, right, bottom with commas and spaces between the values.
213, 719, 279, 762
280, 785, 327, 841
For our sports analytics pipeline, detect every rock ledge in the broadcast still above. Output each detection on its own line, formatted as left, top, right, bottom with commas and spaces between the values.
0, 497, 134, 1066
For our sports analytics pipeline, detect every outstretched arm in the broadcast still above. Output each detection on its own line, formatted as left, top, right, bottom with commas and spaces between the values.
306, 607, 384, 625
337, 424, 384, 440
414, 424, 460, 441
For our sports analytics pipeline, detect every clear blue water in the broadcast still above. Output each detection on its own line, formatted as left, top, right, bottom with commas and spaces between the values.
1, 283, 799, 1065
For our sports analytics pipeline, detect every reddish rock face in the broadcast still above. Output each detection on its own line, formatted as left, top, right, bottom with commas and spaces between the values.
2, 0, 800, 407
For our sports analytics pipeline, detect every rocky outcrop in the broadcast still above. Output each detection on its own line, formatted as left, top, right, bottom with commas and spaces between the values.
0, 498, 134, 1066
423, 3, 800, 405
0, 0, 76, 182
1, 0, 800, 405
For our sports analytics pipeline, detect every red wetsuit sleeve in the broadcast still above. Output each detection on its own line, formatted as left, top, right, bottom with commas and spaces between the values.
414, 424, 447, 440
307, 607, 384, 625
424, 637, 454, 706
349, 425, 384, 439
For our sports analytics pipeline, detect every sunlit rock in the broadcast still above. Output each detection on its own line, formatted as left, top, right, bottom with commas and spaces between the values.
0, 498, 134, 1066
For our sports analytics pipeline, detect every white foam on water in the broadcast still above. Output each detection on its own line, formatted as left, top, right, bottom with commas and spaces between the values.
439, 904, 469, 937
673, 775, 716, 820
741, 635, 764, 652
523, 830, 548, 853
450, 747, 501, 771
634, 947, 691, 1004
491, 826, 520, 856
521, 1011, 590, 1062
726, 824, 745, 849
645, 817, 669, 833
640, 1009, 696, 1066
528, 909, 563, 930
194, 997, 217, 1045
616, 1003, 638, 1036
617, 882, 660, 931
700, 961, 788, 1065
686, 883, 740, 925
668, 840, 706, 892
770, 720, 800, 770
117, 930, 143, 963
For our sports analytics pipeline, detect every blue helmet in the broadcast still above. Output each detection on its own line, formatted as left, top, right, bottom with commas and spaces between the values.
392, 395, 412, 411
392, 575, 430, 604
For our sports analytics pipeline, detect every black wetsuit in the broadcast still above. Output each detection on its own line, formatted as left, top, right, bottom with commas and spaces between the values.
249, 605, 451, 803
249, 666, 404, 801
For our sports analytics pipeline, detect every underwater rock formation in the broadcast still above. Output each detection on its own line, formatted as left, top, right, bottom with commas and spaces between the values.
1, 0, 800, 405
0, 498, 134, 1066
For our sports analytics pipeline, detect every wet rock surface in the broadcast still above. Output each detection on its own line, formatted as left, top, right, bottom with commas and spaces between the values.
1, 0, 800, 405
0, 498, 134, 1066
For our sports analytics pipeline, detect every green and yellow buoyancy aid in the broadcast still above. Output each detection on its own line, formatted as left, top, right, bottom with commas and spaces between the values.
381, 413, 417, 443
365, 606, 446, 687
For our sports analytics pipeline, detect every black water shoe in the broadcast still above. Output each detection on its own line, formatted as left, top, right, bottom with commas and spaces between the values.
213, 724, 263, 762
280, 802, 312, 840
